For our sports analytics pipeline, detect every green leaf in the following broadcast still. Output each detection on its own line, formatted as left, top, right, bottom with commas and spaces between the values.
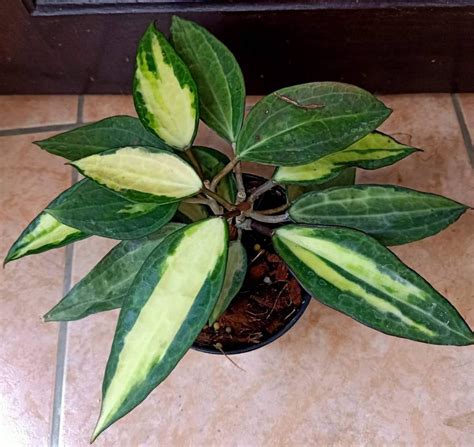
43, 224, 184, 322
5, 190, 89, 264
171, 16, 245, 143
34, 116, 170, 161
133, 23, 199, 150
176, 202, 209, 223
236, 82, 391, 166
92, 218, 228, 440
287, 167, 356, 202
209, 240, 247, 325
289, 185, 468, 245
46, 179, 178, 240
191, 146, 237, 202
70, 146, 202, 204
176, 147, 237, 222
274, 131, 418, 184
273, 225, 474, 345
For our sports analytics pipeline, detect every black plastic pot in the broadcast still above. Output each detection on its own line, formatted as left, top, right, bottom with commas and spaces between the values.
192, 174, 312, 355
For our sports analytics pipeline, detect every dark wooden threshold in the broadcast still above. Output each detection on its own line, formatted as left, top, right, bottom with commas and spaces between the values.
2, 0, 474, 94
27, 1, 474, 16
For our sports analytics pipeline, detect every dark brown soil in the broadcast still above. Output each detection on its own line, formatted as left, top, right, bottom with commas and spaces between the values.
194, 176, 306, 352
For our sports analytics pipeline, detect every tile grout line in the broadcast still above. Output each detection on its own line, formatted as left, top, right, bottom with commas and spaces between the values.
451, 93, 474, 167
0, 123, 79, 137
50, 170, 78, 447
50, 96, 83, 447
77, 95, 85, 124
50, 244, 73, 447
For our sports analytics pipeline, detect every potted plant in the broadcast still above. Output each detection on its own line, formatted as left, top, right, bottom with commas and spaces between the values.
5, 17, 472, 442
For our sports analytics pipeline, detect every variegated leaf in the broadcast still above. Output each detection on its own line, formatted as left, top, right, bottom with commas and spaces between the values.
44, 224, 183, 321
289, 185, 468, 245
286, 167, 356, 202
133, 23, 199, 149
71, 146, 202, 204
171, 16, 245, 143
236, 82, 391, 166
209, 240, 247, 325
5, 188, 89, 264
274, 131, 418, 184
92, 218, 228, 440
46, 179, 178, 240
273, 225, 474, 345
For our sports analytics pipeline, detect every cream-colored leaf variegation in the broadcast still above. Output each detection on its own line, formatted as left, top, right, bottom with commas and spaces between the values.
5, 211, 86, 263
71, 146, 202, 204
274, 131, 418, 184
273, 225, 474, 345
92, 217, 228, 440
134, 24, 198, 149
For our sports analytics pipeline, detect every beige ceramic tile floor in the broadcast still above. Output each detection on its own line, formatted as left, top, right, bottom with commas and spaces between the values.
1, 94, 473, 446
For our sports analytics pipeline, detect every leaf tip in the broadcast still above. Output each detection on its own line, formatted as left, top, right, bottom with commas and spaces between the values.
42, 312, 53, 323
32, 139, 45, 148
90, 415, 107, 444
3, 247, 18, 266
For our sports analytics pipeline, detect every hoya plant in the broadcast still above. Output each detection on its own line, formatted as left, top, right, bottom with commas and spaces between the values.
6, 17, 473, 441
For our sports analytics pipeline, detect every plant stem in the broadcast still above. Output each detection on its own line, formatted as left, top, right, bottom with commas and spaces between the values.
234, 162, 246, 204
202, 187, 236, 211
235, 218, 273, 238
248, 179, 276, 203
247, 211, 290, 224
210, 157, 239, 191
250, 220, 275, 237
231, 143, 246, 204
258, 203, 290, 215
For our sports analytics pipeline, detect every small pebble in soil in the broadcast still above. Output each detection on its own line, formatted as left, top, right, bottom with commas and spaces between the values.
253, 243, 261, 251
214, 342, 223, 350
213, 322, 220, 331
263, 276, 272, 284
225, 326, 232, 334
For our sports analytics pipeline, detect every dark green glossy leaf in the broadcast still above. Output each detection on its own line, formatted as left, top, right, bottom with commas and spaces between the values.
209, 240, 247, 324
289, 185, 468, 245
274, 131, 418, 184
273, 225, 474, 345
176, 202, 209, 223
191, 146, 237, 202
43, 224, 184, 322
236, 82, 391, 166
287, 167, 356, 202
177, 147, 237, 221
92, 218, 228, 440
5, 188, 89, 264
171, 16, 245, 143
133, 23, 199, 149
70, 146, 202, 204
34, 116, 170, 161
46, 179, 178, 240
